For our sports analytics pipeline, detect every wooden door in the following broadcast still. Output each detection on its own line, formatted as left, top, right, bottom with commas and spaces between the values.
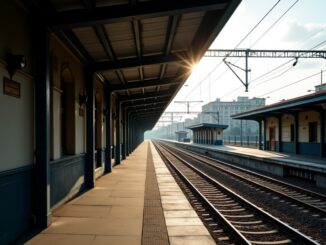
269, 127, 275, 151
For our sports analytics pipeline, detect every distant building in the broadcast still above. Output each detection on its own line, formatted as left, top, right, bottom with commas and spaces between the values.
316, 83, 326, 92
145, 96, 265, 141
200, 97, 265, 137
175, 131, 189, 142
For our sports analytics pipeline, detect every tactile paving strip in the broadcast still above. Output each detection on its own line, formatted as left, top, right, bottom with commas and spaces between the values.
142, 143, 170, 245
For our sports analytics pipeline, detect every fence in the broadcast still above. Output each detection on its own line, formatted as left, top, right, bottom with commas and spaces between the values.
224, 135, 259, 148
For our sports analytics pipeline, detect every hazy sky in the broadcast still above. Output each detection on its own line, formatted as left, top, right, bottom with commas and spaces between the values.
161, 0, 326, 125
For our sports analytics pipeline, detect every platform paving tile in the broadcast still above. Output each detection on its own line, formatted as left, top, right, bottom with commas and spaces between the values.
54, 204, 111, 218
161, 195, 188, 201
164, 210, 198, 218
27, 142, 148, 245
167, 225, 210, 236
169, 235, 215, 245
91, 235, 141, 245
159, 191, 185, 197
109, 189, 145, 197
25, 234, 95, 245
161, 199, 190, 204
108, 206, 143, 219
42, 217, 142, 236
159, 187, 182, 191
70, 196, 144, 206
165, 217, 204, 226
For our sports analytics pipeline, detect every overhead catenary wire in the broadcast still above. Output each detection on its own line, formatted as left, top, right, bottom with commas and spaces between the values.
249, 39, 326, 85
184, 0, 301, 102
216, 0, 300, 93
257, 69, 326, 97
217, 39, 326, 99
182, 0, 282, 101
250, 0, 299, 47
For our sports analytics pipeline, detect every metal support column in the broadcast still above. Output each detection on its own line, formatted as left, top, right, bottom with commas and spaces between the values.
86, 70, 95, 188
104, 87, 112, 173
115, 99, 121, 165
294, 113, 299, 154
320, 110, 325, 157
121, 107, 126, 160
263, 119, 267, 150
35, 26, 51, 227
240, 120, 243, 146
278, 116, 282, 152
128, 114, 133, 154
258, 120, 262, 150
125, 111, 129, 156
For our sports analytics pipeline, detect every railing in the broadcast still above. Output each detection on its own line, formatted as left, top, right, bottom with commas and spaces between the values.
224, 135, 259, 148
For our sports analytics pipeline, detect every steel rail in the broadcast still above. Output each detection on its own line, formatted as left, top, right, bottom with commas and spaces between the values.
154, 141, 320, 245
163, 141, 326, 216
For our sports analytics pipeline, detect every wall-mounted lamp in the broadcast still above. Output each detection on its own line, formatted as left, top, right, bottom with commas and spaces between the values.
79, 94, 88, 107
6, 54, 26, 79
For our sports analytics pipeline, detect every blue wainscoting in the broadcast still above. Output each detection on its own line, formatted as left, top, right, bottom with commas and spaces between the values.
299, 142, 320, 156
214, 140, 223, 145
282, 142, 295, 153
0, 165, 34, 245
265, 141, 279, 151
50, 154, 86, 208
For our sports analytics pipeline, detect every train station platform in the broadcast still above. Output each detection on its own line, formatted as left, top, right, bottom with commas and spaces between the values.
195, 143, 326, 169
170, 141, 326, 188
25, 141, 214, 245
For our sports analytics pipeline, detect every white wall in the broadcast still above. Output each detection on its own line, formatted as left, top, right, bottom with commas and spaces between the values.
0, 64, 34, 171
0, 1, 34, 172
298, 111, 320, 142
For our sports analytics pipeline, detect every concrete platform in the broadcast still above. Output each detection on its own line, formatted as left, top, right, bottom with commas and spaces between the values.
26, 141, 214, 245
169, 140, 326, 188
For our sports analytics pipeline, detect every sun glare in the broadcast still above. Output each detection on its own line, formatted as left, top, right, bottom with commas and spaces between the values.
191, 64, 200, 75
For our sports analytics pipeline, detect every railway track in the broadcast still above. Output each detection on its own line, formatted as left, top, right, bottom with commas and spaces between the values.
159, 141, 326, 217
153, 141, 320, 245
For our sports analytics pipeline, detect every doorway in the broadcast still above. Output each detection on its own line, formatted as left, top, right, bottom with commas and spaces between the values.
269, 127, 276, 151
60, 67, 75, 156
95, 89, 103, 168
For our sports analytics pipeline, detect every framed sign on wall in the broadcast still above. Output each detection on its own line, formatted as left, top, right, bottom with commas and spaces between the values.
3, 77, 21, 98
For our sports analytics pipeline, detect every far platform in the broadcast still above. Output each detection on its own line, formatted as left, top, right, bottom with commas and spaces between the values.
166, 140, 326, 188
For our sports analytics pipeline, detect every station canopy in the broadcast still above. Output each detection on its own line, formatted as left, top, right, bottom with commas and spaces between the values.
26, 0, 241, 129
187, 123, 228, 130
232, 90, 326, 121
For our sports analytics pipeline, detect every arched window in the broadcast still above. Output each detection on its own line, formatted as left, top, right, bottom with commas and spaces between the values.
95, 85, 103, 168
60, 65, 76, 156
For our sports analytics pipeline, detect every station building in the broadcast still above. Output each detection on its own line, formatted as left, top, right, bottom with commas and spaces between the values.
175, 130, 189, 142
0, 0, 241, 243
232, 88, 326, 158
188, 123, 228, 145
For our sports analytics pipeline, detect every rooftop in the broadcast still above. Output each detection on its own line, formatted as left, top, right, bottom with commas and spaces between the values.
187, 123, 228, 130
232, 90, 326, 120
